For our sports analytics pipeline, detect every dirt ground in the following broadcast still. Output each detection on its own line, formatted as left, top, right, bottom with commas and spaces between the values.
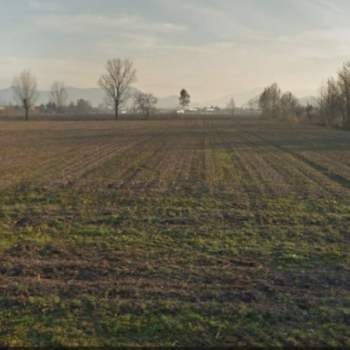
0, 117, 349, 346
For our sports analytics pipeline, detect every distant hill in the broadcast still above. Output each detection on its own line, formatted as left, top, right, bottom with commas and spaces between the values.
65, 87, 105, 106
0, 87, 109, 107
0, 86, 319, 110
0, 86, 180, 109
198, 87, 265, 108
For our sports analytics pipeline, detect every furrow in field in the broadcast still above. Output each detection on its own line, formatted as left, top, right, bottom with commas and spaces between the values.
241, 131, 337, 198
168, 136, 197, 192
234, 131, 295, 197
323, 149, 350, 169
205, 128, 248, 195
141, 135, 193, 192
0, 131, 125, 189
74, 134, 162, 190
247, 130, 350, 198
55, 138, 150, 186
188, 136, 208, 191
297, 150, 350, 185
217, 129, 262, 210
260, 126, 350, 185
122, 137, 176, 192
34, 138, 126, 186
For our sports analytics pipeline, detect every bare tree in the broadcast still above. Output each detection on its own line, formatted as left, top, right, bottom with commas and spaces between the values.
179, 89, 191, 109
98, 58, 137, 120
338, 62, 350, 129
12, 70, 38, 121
50, 82, 68, 112
227, 97, 236, 117
280, 91, 300, 119
247, 96, 260, 111
134, 92, 158, 119
319, 78, 343, 128
259, 83, 281, 119
305, 104, 314, 122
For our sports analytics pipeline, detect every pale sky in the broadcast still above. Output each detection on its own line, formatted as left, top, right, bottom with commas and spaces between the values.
1, 0, 350, 101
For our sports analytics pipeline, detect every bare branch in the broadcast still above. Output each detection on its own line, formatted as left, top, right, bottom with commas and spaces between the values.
12, 70, 38, 120
50, 82, 69, 112
98, 58, 137, 120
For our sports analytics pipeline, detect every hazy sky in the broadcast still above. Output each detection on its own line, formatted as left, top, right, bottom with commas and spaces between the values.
1, 0, 350, 101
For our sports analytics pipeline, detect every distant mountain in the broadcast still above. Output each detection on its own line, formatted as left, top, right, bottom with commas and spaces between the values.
65, 87, 105, 106
197, 87, 265, 108
0, 87, 105, 106
0, 86, 319, 110
0, 86, 180, 109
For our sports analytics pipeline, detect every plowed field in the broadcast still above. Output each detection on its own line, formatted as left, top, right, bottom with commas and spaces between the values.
0, 117, 349, 347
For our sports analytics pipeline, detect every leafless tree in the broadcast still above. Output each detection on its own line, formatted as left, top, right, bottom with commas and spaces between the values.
179, 89, 191, 109
319, 78, 343, 128
305, 104, 314, 122
338, 62, 350, 129
12, 70, 38, 121
134, 92, 158, 119
98, 58, 137, 120
280, 91, 300, 119
227, 97, 236, 117
259, 83, 281, 119
246, 96, 260, 111
50, 82, 68, 112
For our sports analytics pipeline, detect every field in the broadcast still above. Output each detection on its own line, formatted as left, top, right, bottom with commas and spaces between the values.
0, 116, 349, 347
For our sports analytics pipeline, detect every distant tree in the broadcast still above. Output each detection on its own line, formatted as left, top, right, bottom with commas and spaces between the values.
75, 99, 93, 114
134, 92, 158, 119
305, 104, 314, 122
227, 98, 236, 117
319, 78, 343, 128
259, 83, 281, 119
98, 58, 137, 120
50, 82, 68, 112
12, 70, 38, 121
179, 89, 191, 109
280, 91, 300, 119
44, 102, 57, 114
38, 104, 46, 114
337, 62, 350, 129
246, 96, 260, 110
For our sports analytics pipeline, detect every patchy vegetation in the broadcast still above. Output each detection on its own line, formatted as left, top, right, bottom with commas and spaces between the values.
0, 117, 349, 347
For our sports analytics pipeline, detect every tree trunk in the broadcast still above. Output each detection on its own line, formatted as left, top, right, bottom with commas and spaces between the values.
346, 102, 350, 129
115, 100, 119, 121
25, 108, 29, 121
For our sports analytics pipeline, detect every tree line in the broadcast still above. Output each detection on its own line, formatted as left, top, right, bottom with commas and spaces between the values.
12, 58, 151, 120
11, 58, 196, 121
12, 57, 350, 128
258, 83, 305, 122
258, 62, 350, 131
11, 56, 245, 121
319, 62, 350, 129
